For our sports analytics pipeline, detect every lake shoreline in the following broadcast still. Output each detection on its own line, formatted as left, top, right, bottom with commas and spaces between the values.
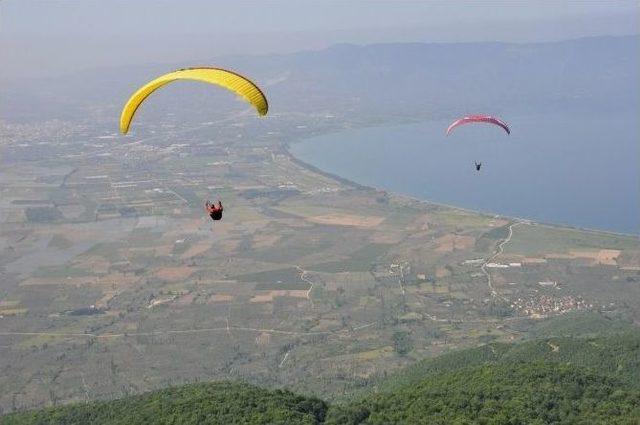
283, 135, 637, 239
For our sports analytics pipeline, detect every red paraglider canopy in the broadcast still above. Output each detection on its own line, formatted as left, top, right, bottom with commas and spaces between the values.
446, 115, 510, 136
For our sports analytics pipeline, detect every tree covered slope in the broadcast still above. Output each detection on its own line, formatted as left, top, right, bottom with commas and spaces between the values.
373, 330, 640, 394
3, 331, 639, 425
0, 382, 328, 425
327, 362, 640, 424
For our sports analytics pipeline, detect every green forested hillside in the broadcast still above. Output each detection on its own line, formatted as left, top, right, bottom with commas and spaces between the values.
4, 331, 640, 425
0, 382, 328, 425
527, 311, 638, 339
327, 362, 640, 424
375, 330, 640, 393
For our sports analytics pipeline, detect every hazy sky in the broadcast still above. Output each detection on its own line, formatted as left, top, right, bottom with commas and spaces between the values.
1, 1, 638, 79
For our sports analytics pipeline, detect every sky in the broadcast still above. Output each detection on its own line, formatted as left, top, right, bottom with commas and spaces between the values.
1, 0, 639, 79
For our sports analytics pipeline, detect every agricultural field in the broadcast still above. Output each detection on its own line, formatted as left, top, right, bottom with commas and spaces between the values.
0, 108, 638, 413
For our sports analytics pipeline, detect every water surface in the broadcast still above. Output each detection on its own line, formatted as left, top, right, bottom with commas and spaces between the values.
291, 114, 639, 234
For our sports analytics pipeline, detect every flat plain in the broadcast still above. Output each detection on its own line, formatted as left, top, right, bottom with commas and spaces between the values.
0, 97, 638, 414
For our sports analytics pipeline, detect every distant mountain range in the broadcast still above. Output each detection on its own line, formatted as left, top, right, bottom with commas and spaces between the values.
3, 36, 638, 123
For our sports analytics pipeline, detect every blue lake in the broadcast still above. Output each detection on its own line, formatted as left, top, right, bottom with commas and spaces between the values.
291, 113, 639, 234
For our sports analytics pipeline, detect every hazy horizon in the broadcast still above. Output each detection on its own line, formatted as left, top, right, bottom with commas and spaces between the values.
2, 0, 638, 80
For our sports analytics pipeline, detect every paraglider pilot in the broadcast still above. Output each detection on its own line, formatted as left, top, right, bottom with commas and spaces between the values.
206, 200, 223, 221
475, 161, 482, 171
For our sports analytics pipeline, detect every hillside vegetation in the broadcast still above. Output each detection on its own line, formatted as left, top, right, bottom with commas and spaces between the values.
328, 362, 640, 424
3, 331, 639, 424
375, 329, 640, 393
0, 382, 328, 425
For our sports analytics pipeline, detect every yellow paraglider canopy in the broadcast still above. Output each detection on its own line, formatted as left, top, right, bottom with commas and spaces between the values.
120, 67, 268, 134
